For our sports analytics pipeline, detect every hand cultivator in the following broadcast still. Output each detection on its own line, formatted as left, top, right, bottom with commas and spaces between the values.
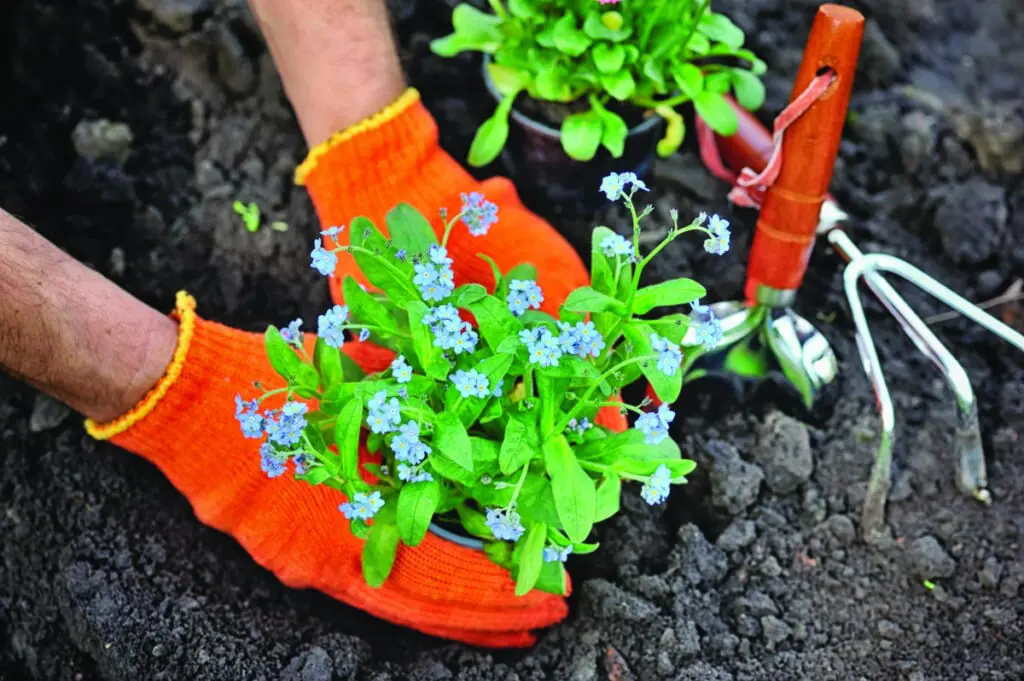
691, 4, 1024, 537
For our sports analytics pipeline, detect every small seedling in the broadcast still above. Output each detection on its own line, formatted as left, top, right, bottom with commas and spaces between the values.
233, 201, 261, 233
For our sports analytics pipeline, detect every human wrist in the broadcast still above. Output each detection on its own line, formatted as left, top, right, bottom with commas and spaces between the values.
247, 0, 406, 146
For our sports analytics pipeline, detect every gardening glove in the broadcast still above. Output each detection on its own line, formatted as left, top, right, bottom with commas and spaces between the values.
84, 293, 572, 648
295, 88, 591, 316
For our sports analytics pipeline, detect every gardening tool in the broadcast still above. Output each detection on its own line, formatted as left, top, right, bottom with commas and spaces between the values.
674, 6, 861, 420
694, 30, 1024, 537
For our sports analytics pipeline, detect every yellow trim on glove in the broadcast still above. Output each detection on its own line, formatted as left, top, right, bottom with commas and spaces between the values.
84, 291, 197, 440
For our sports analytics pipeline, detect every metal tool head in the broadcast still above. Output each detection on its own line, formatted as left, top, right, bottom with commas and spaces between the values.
678, 300, 840, 423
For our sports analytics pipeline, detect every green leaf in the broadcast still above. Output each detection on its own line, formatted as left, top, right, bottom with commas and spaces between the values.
467, 296, 523, 351
575, 427, 682, 464
533, 64, 573, 101
406, 300, 450, 380
561, 110, 603, 162
534, 559, 568, 595
595, 107, 628, 157
537, 375, 568, 435
599, 69, 636, 101
362, 510, 400, 587
349, 217, 420, 305
655, 105, 685, 158
499, 414, 538, 475
693, 90, 738, 136
507, 0, 541, 20
453, 283, 488, 307
547, 13, 591, 57
643, 58, 667, 92
699, 13, 745, 49
563, 286, 627, 314
470, 437, 500, 471
335, 398, 364, 482
457, 505, 495, 539
705, 71, 733, 94
622, 322, 683, 403
644, 313, 690, 344
614, 457, 697, 478
397, 479, 441, 546
469, 94, 516, 167
594, 473, 621, 522
731, 69, 765, 111
634, 279, 707, 314
515, 523, 548, 595
433, 411, 474, 473
386, 203, 438, 257
265, 326, 302, 381
590, 226, 619, 295
487, 63, 531, 96
343, 276, 398, 335
544, 436, 597, 543
517, 474, 562, 526
339, 351, 367, 382
313, 337, 343, 391
592, 43, 625, 74
297, 465, 332, 486
673, 63, 704, 99
429, 4, 503, 56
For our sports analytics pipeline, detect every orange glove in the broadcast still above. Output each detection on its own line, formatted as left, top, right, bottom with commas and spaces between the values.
295, 88, 591, 315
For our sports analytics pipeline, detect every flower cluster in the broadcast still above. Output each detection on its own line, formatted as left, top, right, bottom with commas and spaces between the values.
703, 214, 731, 256
244, 177, 715, 597
424, 303, 479, 354
414, 245, 457, 302
506, 279, 543, 316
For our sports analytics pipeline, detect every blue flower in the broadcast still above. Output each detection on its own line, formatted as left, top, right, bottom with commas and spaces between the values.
367, 391, 401, 434
339, 491, 385, 520
507, 279, 543, 316
493, 378, 504, 397
690, 300, 724, 349
650, 333, 683, 376
559, 321, 605, 358
640, 464, 672, 505
310, 238, 338, 276
292, 453, 311, 476
429, 244, 453, 267
391, 355, 413, 384
397, 463, 434, 483
635, 403, 675, 445
600, 233, 633, 258
358, 328, 371, 342
391, 421, 429, 464
703, 214, 731, 256
460, 192, 499, 236
280, 318, 303, 347
450, 323, 479, 355
259, 443, 287, 478
523, 326, 562, 367
317, 305, 349, 348
599, 171, 648, 202
395, 248, 407, 262
485, 508, 525, 541
451, 369, 490, 398
321, 225, 345, 238
543, 545, 574, 563
568, 417, 592, 435
264, 401, 309, 446
235, 395, 264, 438
415, 262, 454, 302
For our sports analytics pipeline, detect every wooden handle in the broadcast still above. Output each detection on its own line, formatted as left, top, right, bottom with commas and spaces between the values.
744, 4, 863, 303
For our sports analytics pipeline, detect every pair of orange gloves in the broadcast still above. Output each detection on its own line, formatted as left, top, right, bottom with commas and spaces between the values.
83, 89, 626, 647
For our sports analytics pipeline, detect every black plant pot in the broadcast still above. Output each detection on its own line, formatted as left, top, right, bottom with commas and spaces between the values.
482, 63, 664, 217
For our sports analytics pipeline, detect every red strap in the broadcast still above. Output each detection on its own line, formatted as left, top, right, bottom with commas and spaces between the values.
696, 71, 835, 209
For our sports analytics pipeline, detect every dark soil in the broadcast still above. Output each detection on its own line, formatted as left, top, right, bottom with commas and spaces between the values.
2, 0, 1022, 679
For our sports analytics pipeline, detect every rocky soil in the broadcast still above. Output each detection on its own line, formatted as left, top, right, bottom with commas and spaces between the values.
1, 0, 1022, 679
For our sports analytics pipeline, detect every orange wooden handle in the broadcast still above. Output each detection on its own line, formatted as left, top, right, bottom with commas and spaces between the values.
745, 4, 863, 302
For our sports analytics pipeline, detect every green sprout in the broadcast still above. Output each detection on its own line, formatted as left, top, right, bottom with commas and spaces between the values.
233, 201, 261, 233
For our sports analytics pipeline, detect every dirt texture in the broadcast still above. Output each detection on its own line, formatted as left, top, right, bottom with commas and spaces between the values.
1, 0, 1022, 679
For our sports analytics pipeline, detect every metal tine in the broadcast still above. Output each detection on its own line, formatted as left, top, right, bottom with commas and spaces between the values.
843, 251, 1024, 538
828, 229, 989, 504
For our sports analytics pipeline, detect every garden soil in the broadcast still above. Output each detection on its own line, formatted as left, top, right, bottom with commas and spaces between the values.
1, 0, 1022, 679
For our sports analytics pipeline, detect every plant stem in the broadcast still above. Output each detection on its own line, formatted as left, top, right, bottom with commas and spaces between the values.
578, 460, 649, 482
549, 354, 657, 437
257, 386, 292, 404
441, 212, 464, 247
504, 460, 531, 512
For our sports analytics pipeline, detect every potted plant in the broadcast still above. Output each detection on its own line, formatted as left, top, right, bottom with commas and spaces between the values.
234, 173, 731, 595
430, 0, 766, 211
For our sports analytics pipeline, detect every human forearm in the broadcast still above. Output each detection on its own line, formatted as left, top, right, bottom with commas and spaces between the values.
0, 208, 177, 422
248, 0, 406, 146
